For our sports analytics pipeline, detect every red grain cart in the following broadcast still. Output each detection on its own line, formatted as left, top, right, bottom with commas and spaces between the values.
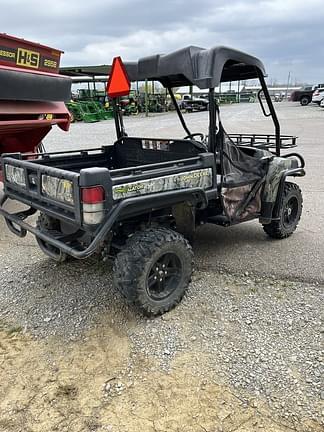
0, 33, 71, 181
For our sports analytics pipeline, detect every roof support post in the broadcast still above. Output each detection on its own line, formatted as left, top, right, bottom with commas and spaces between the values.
112, 98, 122, 139
257, 70, 281, 156
208, 88, 216, 153
168, 87, 191, 137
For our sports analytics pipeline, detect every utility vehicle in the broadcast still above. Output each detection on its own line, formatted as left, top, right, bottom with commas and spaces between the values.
0, 46, 305, 315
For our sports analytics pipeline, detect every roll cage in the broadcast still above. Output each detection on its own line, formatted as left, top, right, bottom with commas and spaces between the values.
113, 45, 284, 156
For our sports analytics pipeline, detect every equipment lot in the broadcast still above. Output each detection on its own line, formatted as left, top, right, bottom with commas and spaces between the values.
0, 102, 323, 431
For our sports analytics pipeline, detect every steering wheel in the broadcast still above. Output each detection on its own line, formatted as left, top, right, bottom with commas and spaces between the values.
183, 133, 205, 141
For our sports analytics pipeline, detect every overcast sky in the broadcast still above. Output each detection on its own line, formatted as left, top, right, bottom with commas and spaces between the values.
1, 0, 323, 84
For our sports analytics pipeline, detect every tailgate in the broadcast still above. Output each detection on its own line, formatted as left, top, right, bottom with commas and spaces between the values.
0, 152, 213, 259
1, 155, 82, 224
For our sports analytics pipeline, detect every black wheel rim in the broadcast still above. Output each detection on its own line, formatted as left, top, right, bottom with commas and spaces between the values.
283, 196, 299, 228
146, 253, 182, 301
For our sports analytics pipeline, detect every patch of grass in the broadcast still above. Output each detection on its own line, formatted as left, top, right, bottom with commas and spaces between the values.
0, 319, 23, 335
6, 325, 23, 336
249, 286, 258, 294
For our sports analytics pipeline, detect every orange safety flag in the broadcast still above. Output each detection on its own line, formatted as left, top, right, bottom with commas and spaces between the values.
106, 56, 131, 98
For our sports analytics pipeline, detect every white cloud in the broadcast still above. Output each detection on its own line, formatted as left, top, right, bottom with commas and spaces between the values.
65, 28, 214, 64
0, 0, 323, 82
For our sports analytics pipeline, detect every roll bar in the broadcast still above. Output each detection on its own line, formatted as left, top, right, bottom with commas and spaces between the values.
257, 69, 281, 156
112, 68, 281, 157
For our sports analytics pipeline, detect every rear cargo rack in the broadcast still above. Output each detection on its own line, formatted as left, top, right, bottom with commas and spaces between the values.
229, 134, 297, 149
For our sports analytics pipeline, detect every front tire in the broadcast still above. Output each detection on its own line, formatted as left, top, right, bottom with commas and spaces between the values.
263, 182, 303, 239
113, 227, 193, 316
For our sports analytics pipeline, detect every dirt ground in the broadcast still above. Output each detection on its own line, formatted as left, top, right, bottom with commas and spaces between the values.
0, 319, 321, 432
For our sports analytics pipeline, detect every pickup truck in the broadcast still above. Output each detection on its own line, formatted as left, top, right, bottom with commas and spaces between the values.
290, 83, 324, 105
0, 46, 305, 316
180, 95, 209, 112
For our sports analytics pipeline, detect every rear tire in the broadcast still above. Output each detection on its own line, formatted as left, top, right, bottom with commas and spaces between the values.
263, 182, 303, 239
300, 96, 310, 106
113, 227, 193, 316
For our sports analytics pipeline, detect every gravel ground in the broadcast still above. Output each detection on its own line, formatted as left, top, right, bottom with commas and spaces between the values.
0, 244, 323, 430
0, 102, 323, 431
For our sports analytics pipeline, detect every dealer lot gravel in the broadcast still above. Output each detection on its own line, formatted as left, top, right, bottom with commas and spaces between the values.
0, 102, 323, 432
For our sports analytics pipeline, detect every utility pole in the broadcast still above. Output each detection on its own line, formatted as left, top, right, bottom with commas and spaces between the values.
286, 71, 291, 100
145, 79, 149, 117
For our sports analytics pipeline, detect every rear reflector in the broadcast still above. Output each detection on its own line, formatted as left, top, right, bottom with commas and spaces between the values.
81, 186, 105, 204
83, 203, 105, 225
81, 186, 105, 225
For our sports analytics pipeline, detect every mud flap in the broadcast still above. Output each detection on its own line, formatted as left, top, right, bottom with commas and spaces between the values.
172, 202, 195, 243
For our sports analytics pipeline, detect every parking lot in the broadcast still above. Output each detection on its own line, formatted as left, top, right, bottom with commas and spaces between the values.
0, 102, 323, 432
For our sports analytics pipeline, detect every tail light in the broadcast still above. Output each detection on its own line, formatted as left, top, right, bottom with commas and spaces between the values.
313, 90, 320, 96
81, 186, 105, 225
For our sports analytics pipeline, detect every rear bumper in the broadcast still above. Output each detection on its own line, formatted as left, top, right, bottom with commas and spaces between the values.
0, 188, 209, 259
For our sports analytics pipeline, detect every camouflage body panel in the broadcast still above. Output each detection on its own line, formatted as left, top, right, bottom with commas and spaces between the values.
260, 156, 300, 221
221, 151, 298, 222
262, 157, 298, 204
113, 168, 213, 201
222, 184, 262, 220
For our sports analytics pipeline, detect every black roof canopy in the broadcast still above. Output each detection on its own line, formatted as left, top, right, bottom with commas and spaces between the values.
125, 45, 266, 89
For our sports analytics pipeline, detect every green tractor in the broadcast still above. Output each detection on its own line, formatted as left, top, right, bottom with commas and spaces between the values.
66, 101, 98, 123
